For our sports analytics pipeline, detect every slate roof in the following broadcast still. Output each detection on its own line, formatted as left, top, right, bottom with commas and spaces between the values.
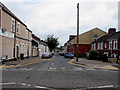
108, 31, 120, 40
94, 31, 120, 42
69, 35, 76, 41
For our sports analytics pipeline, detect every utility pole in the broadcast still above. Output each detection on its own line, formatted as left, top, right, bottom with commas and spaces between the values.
76, 3, 79, 62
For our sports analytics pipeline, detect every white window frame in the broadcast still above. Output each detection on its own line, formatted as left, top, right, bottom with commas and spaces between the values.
17, 22, 20, 34
91, 44, 93, 49
109, 40, 112, 50
104, 43, 107, 49
11, 18, 15, 32
98, 42, 100, 50
93, 43, 96, 50
113, 40, 118, 50
101, 42, 103, 50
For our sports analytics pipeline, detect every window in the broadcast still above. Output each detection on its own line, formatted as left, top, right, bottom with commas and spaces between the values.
91, 44, 93, 49
98, 42, 100, 50
101, 42, 103, 50
93, 34, 98, 41
104, 43, 107, 49
113, 40, 118, 49
17, 22, 20, 34
109, 41, 112, 49
26, 30, 28, 39
93, 43, 96, 50
11, 18, 15, 32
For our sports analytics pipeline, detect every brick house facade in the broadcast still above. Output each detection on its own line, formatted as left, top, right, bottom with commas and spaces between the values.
91, 28, 120, 57
0, 2, 32, 60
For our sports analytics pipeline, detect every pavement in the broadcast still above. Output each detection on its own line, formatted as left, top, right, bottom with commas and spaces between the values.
0, 57, 52, 69
69, 58, 120, 70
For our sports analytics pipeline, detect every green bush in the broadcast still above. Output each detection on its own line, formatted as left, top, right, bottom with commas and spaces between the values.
89, 50, 99, 60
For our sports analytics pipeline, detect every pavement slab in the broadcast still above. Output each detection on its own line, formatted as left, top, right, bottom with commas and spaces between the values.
69, 58, 120, 71
0, 57, 52, 69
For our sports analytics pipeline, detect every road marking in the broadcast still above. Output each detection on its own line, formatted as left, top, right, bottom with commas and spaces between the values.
35, 85, 48, 89
37, 69, 41, 70
2, 82, 16, 85
49, 67, 57, 70
94, 65, 119, 70
74, 67, 83, 71
85, 85, 119, 89
21, 83, 26, 86
61, 67, 66, 70
86, 68, 96, 70
68, 59, 92, 68
48, 67, 57, 71
27, 84, 31, 86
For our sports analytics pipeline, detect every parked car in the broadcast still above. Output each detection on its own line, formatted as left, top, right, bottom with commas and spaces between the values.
42, 52, 53, 58
59, 52, 64, 56
64, 52, 74, 59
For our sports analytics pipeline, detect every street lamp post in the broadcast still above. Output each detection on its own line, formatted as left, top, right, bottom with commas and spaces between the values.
76, 3, 79, 62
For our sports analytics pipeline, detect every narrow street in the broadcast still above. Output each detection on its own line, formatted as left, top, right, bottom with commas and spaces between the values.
2, 53, 119, 89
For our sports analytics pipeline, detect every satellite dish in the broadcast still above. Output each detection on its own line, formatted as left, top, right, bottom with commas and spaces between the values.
2, 28, 7, 33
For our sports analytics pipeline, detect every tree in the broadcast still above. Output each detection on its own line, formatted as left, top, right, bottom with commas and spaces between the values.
57, 45, 64, 51
45, 35, 59, 52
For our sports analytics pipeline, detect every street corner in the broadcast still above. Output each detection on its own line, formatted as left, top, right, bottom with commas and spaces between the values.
5, 58, 53, 68
93, 65, 120, 71
68, 59, 120, 71
68, 59, 92, 68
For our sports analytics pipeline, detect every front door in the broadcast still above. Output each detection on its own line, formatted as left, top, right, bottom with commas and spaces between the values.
16, 46, 19, 58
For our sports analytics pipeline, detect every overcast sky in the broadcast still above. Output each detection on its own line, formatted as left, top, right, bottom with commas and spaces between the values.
2, 0, 119, 46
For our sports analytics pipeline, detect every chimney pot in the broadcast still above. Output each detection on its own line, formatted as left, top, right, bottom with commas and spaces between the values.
108, 28, 116, 35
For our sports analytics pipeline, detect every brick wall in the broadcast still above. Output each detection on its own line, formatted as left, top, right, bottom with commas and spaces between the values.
2, 35, 14, 60
1, 8, 32, 60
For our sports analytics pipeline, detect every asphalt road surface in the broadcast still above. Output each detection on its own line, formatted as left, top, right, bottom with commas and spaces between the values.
1, 53, 120, 90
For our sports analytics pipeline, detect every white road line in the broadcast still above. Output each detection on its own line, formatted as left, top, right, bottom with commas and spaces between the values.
74, 67, 83, 71
37, 69, 41, 70
35, 85, 48, 89
21, 83, 26, 86
86, 68, 96, 70
2, 82, 16, 85
48, 67, 57, 71
27, 84, 31, 86
86, 85, 118, 89
49, 67, 56, 70
61, 67, 66, 70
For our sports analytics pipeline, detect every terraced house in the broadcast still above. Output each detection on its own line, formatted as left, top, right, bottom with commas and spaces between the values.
91, 28, 120, 57
0, 2, 32, 61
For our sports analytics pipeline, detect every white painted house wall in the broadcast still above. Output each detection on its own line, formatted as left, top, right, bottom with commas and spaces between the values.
38, 42, 49, 57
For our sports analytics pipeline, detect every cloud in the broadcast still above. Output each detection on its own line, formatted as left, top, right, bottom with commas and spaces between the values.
2, 0, 118, 45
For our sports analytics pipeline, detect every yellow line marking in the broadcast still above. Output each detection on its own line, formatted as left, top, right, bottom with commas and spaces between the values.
93, 65, 119, 70
0, 58, 52, 69
68, 59, 119, 70
68, 59, 92, 68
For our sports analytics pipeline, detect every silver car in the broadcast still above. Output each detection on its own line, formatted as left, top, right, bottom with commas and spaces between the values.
42, 52, 53, 58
